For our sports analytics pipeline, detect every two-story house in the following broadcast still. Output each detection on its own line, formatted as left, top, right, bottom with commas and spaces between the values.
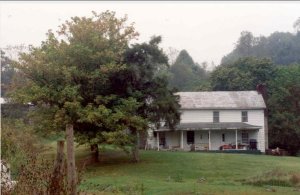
147, 90, 268, 153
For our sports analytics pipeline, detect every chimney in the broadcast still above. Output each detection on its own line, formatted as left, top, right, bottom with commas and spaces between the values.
256, 83, 267, 102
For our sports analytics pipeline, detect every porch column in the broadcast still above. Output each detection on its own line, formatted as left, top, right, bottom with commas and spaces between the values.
157, 132, 160, 151
208, 130, 211, 150
235, 129, 238, 150
180, 130, 183, 149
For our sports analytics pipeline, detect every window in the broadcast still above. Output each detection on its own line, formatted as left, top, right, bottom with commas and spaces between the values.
187, 131, 195, 144
242, 111, 248, 122
242, 132, 249, 144
213, 111, 219, 123
222, 133, 225, 142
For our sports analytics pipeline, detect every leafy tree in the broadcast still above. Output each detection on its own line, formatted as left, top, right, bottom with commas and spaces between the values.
210, 57, 275, 91
9, 11, 140, 164
169, 50, 207, 91
268, 64, 300, 155
10, 11, 180, 163
110, 36, 181, 160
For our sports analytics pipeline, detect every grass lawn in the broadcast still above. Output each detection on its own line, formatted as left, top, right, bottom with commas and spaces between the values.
43, 143, 300, 195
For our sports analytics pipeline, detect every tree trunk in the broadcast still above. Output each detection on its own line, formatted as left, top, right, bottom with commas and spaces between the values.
49, 140, 65, 194
90, 144, 99, 163
66, 124, 77, 195
131, 131, 140, 163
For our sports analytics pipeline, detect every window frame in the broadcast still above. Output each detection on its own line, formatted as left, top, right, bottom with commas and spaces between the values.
241, 132, 249, 144
213, 111, 220, 123
241, 111, 248, 122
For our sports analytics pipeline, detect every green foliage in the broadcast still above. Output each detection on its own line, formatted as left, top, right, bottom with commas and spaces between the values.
210, 57, 275, 91
113, 36, 181, 130
222, 30, 300, 66
169, 50, 208, 91
1, 119, 39, 177
268, 64, 300, 155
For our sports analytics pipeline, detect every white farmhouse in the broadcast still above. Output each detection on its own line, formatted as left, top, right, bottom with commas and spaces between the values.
147, 90, 268, 153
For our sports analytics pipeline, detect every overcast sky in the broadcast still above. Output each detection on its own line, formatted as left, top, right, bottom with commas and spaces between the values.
1, 1, 300, 66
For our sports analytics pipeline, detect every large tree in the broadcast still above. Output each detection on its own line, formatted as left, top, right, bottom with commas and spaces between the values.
268, 64, 300, 155
111, 36, 181, 161
10, 11, 180, 163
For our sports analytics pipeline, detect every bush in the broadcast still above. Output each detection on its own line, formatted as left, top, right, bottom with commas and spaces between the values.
1, 119, 39, 177
1, 119, 84, 194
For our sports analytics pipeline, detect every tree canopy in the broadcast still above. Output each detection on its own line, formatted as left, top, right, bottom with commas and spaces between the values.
210, 57, 275, 91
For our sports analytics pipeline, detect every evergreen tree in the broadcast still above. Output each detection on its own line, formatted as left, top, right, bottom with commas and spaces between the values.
169, 50, 207, 91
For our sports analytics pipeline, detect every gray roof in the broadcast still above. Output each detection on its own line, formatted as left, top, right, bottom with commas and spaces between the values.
156, 122, 261, 132
177, 91, 266, 109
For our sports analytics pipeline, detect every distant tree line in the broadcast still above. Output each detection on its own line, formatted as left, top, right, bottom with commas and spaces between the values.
221, 30, 300, 66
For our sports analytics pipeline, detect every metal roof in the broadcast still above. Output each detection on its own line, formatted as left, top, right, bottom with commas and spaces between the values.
177, 91, 266, 109
155, 122, 261, 132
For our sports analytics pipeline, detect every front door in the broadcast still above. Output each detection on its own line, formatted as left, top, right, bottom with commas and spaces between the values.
187, 131, 195, 145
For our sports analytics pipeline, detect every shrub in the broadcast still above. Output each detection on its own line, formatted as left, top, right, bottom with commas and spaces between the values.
1, 119, 39, 177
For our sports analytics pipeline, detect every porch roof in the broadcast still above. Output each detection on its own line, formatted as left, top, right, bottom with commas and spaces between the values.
155, 122, 261, 132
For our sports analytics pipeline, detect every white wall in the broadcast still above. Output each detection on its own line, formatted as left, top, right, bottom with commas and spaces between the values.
181, 110, 213, 122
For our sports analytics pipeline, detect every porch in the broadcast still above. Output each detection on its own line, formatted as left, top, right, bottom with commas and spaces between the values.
153, 122, 261, 152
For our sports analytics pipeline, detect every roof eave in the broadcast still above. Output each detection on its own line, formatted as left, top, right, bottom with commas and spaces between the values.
180, 107, 266, 110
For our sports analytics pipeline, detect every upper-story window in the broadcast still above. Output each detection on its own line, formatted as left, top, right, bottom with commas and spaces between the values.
213, 111, 219, 123
242, 111, 248, 122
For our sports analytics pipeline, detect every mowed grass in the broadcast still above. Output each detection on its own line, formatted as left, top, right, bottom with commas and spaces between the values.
42, 143, 300, 195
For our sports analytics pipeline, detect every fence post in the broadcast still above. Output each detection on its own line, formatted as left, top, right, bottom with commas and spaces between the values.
49, 140, 65, 194
66, 124, 77, 195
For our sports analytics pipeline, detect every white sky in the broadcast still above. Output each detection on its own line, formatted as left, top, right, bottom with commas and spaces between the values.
0, 1, 299, 66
